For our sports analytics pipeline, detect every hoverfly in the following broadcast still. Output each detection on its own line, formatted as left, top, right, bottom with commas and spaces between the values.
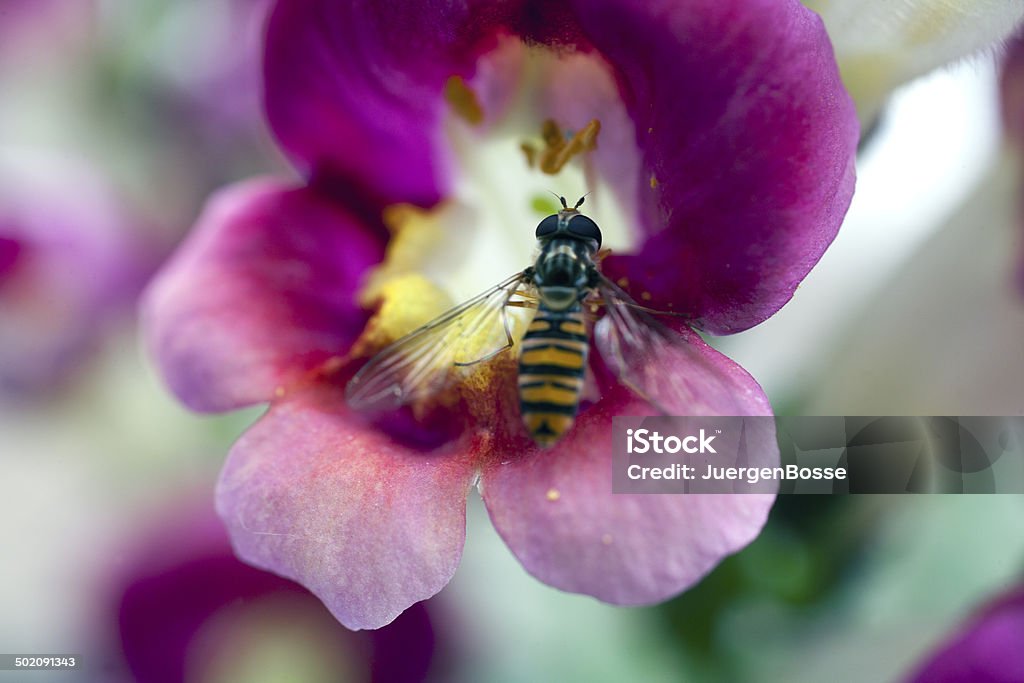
346, 195, 706, 447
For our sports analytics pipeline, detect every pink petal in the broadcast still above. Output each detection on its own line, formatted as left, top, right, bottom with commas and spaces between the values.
216, 386, 476, 630
481, 328, 775, 603
142, 179, 384, 412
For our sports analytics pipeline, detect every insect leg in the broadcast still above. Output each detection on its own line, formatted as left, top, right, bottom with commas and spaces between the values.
452, 295, 535, 367
588, 297, 691, 318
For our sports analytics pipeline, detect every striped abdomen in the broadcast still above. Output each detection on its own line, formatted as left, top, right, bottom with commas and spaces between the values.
518, 309, 588, 446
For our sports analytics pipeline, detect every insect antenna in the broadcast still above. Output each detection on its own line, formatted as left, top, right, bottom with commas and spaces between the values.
547, 190, 570, 210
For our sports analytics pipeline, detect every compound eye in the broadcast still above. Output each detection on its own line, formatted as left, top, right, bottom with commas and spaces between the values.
568, 214, 602, 247
535, 215, 559, 238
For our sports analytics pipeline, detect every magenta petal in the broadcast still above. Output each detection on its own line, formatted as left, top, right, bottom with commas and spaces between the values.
216, 388, 475, 630
142, 179, 383, 412
482, 332, 775, 603
585, 0, 858, 333
264, 0, 513, 205
907, 586, 1024, 683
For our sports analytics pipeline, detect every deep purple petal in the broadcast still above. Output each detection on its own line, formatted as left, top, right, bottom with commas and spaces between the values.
481, 330, 775, 603
587, 0, 858, 333
216, 387, 475, 630
906, 586, 1024, 683
264, 0, 517, 204
142, 179, 384, 412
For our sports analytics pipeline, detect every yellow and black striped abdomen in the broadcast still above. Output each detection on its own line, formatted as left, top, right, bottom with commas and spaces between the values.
518, 309, 588, 446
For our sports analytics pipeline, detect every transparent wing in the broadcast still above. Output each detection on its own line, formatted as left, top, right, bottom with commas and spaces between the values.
593, 274, 733, 415
346, 271, 537, 411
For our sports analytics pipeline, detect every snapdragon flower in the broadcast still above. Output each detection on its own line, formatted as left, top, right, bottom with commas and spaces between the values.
144, 0, 858, 629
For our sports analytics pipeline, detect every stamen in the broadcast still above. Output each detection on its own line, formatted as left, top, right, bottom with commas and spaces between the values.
444, 76, 484, 125
520, 118, 602, 175
520, 142, 537, 168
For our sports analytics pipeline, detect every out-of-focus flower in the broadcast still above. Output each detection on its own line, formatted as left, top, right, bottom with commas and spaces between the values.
133, 0, 274, 137
110, 491, 440, 683
804, 0, 1024, 125
904, 583, 1024, 682
1003, 31, 1024, 144
144, 0, 858, 628
0, 150, 154, 398
1001, 30, 1024, 293
0, 0, 95, 63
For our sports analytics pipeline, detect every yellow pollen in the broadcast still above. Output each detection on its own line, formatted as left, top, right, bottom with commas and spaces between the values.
444, 76, 484, 125
641, 291, 652, 302
649, 175, 659, 189
358, 203, 451, 308
546, 488, 561, 502
350, 273, 452, 360
616, 277, 629, 288
348, 202, 462, 358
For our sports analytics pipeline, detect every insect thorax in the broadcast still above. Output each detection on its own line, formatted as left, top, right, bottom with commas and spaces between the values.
533, 237, 596, 311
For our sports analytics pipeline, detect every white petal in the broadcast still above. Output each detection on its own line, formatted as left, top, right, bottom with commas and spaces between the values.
804, 0, 1024, 123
